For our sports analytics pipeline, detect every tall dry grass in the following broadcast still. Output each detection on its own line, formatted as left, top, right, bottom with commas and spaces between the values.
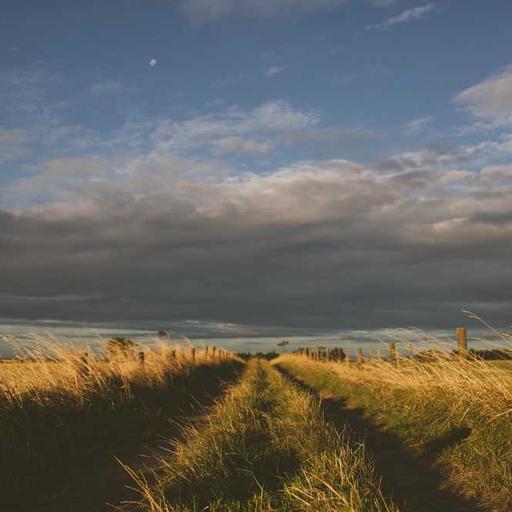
132, 359, 397, 512
0, 337, 242, 508
0, 340, 233, 400
275, 351, 512, 509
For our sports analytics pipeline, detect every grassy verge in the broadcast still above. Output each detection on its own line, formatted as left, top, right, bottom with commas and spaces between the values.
0, 343, 243, 507
275, 354, 512, 510
134, 359, 397, 512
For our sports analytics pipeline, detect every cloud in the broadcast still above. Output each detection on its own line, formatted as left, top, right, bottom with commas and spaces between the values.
179, 0, 346, 23
367, 3, 436, 30
2, 153, 512, 333
454, 65, 512, 127
212, 136, 274, 154
149, 58, 157, 67
403, 116, 432, 135
264, 65, 285, 78
143, 100, 319, 155
377, 136, 512, 174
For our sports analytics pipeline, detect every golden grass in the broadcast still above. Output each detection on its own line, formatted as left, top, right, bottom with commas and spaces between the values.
0, 337, 241, 507
0, 341, 237, 401
275, 352, 512, 509
132, 360, 397, 512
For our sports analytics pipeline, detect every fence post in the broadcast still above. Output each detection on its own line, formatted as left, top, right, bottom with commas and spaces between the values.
345, 352, 350, 366
389, 342, 398, 367
456, 327, 468, 357
191, 347, 196, 363
357, 348, 364, 368
138, 351, 145, 367
205, 346, 209, 359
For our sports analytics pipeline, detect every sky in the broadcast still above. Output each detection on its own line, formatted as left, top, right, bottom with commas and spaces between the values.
1, 0, 512, 341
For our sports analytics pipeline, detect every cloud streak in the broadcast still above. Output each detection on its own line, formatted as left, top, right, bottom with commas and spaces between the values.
367, 3, 436, 30
179, 0, 347, 23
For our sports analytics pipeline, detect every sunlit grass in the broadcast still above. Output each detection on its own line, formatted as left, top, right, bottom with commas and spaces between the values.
0, 337, 242, 507
133, 360, 397, 512
275, 351, 512, 509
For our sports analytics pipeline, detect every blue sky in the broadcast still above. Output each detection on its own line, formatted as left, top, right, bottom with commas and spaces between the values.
2, 0, 512, 180
1, 1, 512, 337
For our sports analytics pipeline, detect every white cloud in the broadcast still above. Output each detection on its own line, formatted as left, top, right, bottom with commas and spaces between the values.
179, 0, 346, 23
403, 116, 432, 135
264, 65, 285, 78
147, 100, 319, 154
454, 66, 512, 127
367, 3, 436, 30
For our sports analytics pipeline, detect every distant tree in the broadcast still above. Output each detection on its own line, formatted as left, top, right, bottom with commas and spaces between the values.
158, 330, 169, 340
106, 337, 137, 359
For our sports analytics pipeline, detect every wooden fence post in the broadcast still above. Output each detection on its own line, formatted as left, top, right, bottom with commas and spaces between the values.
138, 351, 145, 366
191, 347, 196, 363
456, 327, 468, 356
389, 342, 398, 367
357, 348, 364, 368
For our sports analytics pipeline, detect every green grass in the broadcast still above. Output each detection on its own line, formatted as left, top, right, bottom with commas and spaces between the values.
134, 359, 397, 512
275, 355, 512, 510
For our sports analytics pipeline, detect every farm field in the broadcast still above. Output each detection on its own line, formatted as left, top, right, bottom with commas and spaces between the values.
2, 342, 511, 511
275, 354, 512, 511
0, 342, 243, 510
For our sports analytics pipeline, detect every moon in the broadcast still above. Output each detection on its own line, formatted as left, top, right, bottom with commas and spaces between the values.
149, 58, 157, 67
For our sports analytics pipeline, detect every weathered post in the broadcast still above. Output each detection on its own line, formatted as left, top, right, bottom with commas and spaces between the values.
191, 347, 196, 364
212, 346, 217, 360
205, 346, 209, 359
457, 327, 468, 357
357, 348, 364, 368
389, 342, 398, 367
138, 351, 145, 367
345, 352, 350, 366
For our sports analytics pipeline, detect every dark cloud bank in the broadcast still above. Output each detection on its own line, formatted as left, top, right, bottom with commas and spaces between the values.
1, 157, 511, 337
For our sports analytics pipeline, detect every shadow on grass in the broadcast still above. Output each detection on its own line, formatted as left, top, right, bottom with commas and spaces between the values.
277, 366, 486, 512
3, 361, 244, 512
163, 362, 301, 510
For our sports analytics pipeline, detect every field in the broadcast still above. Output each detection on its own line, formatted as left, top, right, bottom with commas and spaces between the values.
275, 353, 512, 511
0, 341, 243, 510
1, 340, 512, 511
